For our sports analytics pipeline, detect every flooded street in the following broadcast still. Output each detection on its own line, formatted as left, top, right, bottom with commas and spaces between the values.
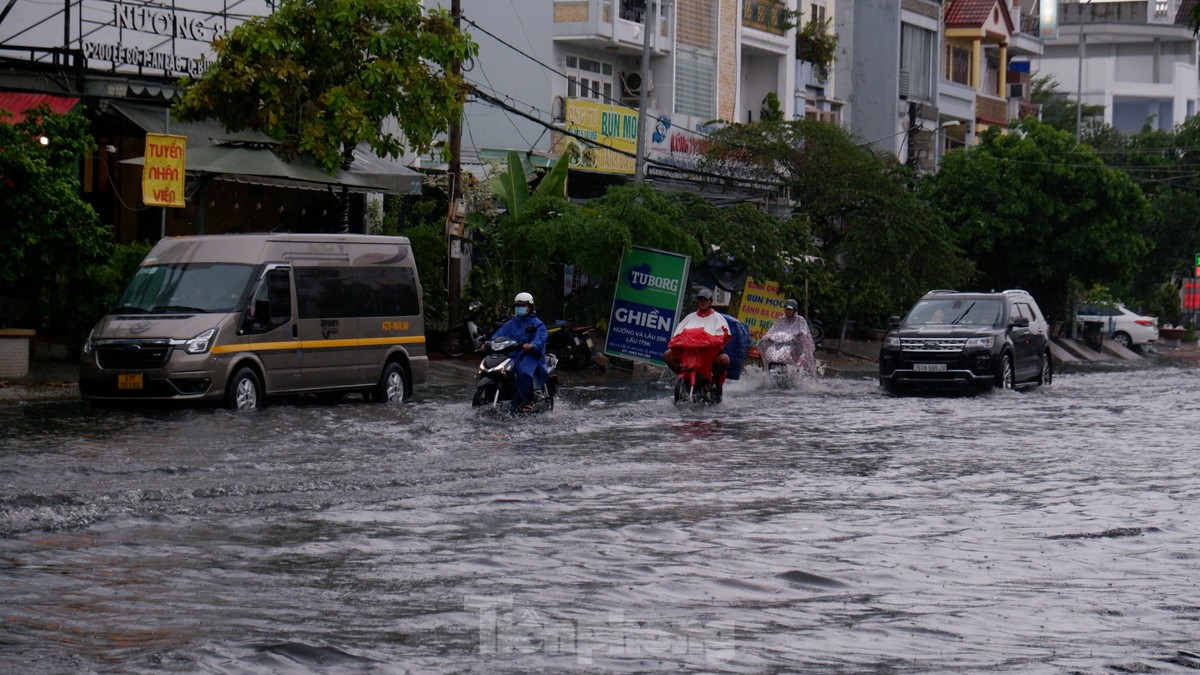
2, 362, 1199, 673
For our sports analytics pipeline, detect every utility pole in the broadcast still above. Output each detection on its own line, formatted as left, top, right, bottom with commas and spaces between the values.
447, 0, 463, 325
905, 102, 919, 170
634, 0, 655, 183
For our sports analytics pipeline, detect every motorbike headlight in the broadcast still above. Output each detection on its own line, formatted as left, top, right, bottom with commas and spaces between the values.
965, 336, 994, 349
182, 328, 217, 354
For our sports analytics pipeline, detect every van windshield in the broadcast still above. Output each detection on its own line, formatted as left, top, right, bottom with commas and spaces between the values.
113, 263, 256, 314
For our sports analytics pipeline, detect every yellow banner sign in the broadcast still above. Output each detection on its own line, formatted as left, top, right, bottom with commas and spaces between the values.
736, 277, 788, 341
142, 133, 187, 208
560, 99, 637, 175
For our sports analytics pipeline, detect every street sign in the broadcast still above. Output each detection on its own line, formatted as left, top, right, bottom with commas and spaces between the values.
604, 246, 690, 366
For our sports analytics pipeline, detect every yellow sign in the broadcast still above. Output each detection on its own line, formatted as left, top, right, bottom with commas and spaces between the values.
142, 133, 187, 208
559, 99, 637, 175
736, 277, 788, 341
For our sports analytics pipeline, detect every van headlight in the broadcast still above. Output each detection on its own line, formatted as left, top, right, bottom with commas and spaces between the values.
180, 328, 217, 354
965, 336, 994, 349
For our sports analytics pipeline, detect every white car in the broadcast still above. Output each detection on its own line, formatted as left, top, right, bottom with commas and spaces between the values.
1076, 302, 1159, 349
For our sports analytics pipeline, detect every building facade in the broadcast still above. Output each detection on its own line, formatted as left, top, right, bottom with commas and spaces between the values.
1034, 0, 1199, 133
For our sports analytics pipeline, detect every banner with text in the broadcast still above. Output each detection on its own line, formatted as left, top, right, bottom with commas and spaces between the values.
605, 246, 690, 366
735, 277, 787, 342
558, 99, 637, 175
142, 133, 187, 208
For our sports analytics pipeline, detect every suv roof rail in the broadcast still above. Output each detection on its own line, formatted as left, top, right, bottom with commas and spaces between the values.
925, 289, 958, 294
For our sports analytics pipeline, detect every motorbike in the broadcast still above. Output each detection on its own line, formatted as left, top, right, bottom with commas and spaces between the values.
809, 310, 825, 347
442, 299, 489, 358
471, 335, 559, 414
755, 320, 819, 388
671, 343, 723, 405
546, 320, 602, 371
757, 339, 807, 388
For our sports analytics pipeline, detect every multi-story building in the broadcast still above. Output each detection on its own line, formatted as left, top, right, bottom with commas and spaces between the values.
441, 0, 801, 191
827, 0, 1045, 171
1033, 0, 1198, 133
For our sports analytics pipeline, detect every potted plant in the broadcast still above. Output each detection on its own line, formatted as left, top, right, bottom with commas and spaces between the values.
796, 16, 838, 81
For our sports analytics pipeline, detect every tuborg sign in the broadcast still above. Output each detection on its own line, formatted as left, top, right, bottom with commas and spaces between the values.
605, 246, 691, 366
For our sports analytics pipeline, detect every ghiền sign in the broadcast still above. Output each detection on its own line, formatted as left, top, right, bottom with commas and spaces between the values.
605, 246, 690, 365
142, 134, 186, 208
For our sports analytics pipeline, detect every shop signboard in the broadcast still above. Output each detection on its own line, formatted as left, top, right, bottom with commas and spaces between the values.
605, 246, 690, 365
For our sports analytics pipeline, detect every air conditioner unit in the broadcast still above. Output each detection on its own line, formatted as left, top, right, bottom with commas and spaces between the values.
898, 70, 910, 98
1007, 82, 1025, 99
620, 70, 650, 98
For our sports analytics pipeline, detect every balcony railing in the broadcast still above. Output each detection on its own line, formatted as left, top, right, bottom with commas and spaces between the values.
976, 94, 1009, 126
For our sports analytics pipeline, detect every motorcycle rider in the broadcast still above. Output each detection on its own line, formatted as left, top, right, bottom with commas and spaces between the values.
663, 288, 731, 388
490, 292, 549, 413
757, 298, 817, 375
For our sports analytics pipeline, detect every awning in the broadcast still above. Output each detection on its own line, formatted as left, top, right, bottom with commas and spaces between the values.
110, 101, 423, 195
0, 91, 80, 124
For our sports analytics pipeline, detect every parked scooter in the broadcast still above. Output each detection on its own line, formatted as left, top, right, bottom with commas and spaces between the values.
472, 336, 559, 414
442, 299, 488, 358
546, 320, 602, 371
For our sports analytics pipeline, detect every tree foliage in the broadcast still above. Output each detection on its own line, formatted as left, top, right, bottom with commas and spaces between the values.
921, 118, 1152, 321
0, 105, 111, 329
698, 118, 973, 326
1031, 74, 1104, 139
174, 0, 478, 173
1086, 116, 1200, 295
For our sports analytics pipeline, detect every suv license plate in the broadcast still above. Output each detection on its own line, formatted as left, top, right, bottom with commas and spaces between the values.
118, 374, 144, 390
913, 363, 946, 373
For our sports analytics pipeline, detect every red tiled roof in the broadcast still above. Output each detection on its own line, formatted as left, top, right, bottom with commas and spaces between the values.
0, 92, 80, 124
945, 0, 1014, 32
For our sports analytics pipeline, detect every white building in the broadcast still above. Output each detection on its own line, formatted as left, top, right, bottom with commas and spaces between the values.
1033, 0, 1198, 132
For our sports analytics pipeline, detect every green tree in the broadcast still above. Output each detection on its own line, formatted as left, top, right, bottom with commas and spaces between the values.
0, 105, 112, 332
1086, 116, 1200, 295
173, 0, 477, 174
1031, 74, 1104, 139
698, 118, 973, 327
922, 117, 1152, 321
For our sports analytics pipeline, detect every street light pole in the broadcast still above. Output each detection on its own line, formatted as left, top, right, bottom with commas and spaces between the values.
1075, 1, 1091, 143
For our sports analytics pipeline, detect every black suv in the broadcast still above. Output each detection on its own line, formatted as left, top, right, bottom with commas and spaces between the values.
879, 290, 1053, 394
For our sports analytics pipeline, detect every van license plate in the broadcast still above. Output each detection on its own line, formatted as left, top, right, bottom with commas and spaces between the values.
913, 363, 946, 373
118, 374, 144, 390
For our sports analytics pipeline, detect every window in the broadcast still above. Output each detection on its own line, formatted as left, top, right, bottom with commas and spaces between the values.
900, 23, 934, 101
296, 267, 420, 319
564, 55, 614, 103
946, 45, 971, 86
675, 0, 717, 118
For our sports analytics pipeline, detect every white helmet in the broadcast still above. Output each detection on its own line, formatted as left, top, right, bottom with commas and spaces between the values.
514, 292, 534, 305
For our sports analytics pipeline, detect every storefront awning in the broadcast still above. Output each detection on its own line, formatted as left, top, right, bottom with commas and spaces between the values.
0, 91, 80, 124
110, 101, 424, 195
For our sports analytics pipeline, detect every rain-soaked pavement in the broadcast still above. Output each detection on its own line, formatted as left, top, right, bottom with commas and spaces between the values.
2, 359, 1199, 673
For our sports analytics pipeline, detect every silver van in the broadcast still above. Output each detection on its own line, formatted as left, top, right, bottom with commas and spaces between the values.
79, 234, 427, 409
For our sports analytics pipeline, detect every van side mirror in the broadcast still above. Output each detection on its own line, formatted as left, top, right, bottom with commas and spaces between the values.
1011, 315, 1030, 328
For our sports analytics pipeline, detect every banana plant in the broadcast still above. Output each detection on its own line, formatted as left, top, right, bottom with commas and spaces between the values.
488, 146, 571, 222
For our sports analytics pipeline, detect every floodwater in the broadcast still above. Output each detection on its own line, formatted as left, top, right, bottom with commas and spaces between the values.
2, 362, 1199, 673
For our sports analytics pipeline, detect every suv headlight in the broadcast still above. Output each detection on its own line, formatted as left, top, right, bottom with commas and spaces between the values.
182, 328, 217, 354
965, 336, 994, 349
82, 329, 95, 354
884, 335, 901, 348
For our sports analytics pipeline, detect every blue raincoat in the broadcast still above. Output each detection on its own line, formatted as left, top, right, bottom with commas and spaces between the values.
491, 312, 549, 406
720, 313, 750, 380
